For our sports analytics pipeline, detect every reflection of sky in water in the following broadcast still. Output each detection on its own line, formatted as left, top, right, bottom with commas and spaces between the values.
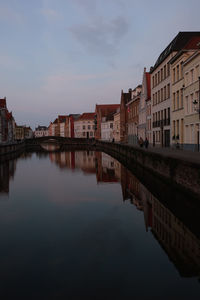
0, 152, 199, 299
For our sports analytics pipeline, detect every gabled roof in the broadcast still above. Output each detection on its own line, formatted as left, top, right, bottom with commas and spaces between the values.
151, 32, 200, 72
78, 112, 95, 121
58, 115, 68, 123
0, 98, 7, 109
145, 72, 151, 100
96, 104, 120, 116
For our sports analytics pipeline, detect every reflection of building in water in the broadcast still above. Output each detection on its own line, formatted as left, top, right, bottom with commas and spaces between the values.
95, 152, 120, 183
151, 196, 200, 277
0, 159, 16, 195
120, 165, 143, 211
120, 164, 200, 276
49, 151, 96, 174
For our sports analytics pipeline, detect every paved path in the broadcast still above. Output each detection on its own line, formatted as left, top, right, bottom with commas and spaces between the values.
136, 145, 200, 165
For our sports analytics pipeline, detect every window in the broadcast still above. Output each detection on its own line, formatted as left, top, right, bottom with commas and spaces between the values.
161, 68, 163, 81
110, 123, 113, 128
177, 65, 179, 81
88, 125, 90, 129
83, 132, 86, 136
167, 84, 170, 98
177, 91, 179, 109
190, 69, 194, 83
161, 88, 163, 101
83, 125, 85, 130
164, 65, 166, 79
164, 86, 166, 100
186, 96, 189, 114
167, 63, 170, 76
190, 93, 194, 113
90, 131, 93, 136
173, 68, 176, 83
173, 93, 176, 110
181, 89, 183, 108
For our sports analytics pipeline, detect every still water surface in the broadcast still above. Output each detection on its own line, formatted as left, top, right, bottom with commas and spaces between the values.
0, 150, 200, 299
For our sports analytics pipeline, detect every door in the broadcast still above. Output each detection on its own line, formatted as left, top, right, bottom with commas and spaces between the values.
164, 130, 170, 147
87, 132, 89, 139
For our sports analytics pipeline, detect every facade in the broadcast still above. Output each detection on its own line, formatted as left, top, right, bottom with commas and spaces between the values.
183, 50, 200, 151
74, 113, 95, 138
127, 85, 142, 145
170, 37, 200, 149
120, 89, 132, 142
15, 125, 33, 140
35, 126, 48, 137
138, 68, 151, 142
101, 113, 114, 141
95, 104, 120, 140
113, 109, 120, 142
151, 32, 200, 147
0, 98, 15, 144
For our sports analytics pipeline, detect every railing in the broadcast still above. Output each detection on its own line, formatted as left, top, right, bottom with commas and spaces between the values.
153, 118, 170, 128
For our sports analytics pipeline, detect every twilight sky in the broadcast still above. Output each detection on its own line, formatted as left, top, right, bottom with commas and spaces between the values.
0, 0, 200, 128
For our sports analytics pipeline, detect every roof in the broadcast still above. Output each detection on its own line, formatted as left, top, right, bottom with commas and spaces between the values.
96, 104, 120, 117
151, 32, 200, 72
0, 98, 7, 109
145, 72, 151, 100
35, 126, 48, 131
6, 111, 13, 120
77, 112, 95, 121
169, 36, 200, 65
58, 115, 68, 123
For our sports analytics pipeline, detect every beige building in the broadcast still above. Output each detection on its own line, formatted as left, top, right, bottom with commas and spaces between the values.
113, 109, 120, 142
151, 32, 200, 147
183, 50, 200, 151
170, 51, 195, 148
74, 113, 95, 138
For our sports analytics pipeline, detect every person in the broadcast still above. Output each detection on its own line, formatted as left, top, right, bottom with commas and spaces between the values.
139, 137, 143, 147
144, 137, 149, 149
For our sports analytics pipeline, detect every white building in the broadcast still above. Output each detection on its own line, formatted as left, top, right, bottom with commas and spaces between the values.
101, 114, 114, 141
34, 126, 49, 137
74, 113, 95, 138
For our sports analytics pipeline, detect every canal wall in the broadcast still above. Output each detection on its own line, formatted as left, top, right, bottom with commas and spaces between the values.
95, 141, 200, 197
0, 142, 25, 158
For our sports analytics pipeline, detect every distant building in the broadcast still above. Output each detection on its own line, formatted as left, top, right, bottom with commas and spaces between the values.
101, 113, 114, 141
34, 126, 48, 137
127, 85, 142, 145
0, 97, 15, 144
120, 89, 132, 142
95, 104, 120, 140
74, 112, 95, 138
14, 125, 33, 140
138, 68, 151, 142
113, 108, 120, 142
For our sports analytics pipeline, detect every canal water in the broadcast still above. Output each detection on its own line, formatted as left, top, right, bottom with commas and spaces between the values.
0, 150, 200, 299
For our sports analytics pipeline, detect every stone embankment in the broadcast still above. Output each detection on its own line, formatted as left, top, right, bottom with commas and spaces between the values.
96, 141, 200, 197
0, 141, 25, 158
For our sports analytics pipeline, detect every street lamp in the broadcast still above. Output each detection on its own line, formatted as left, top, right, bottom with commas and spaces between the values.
192, 76, 200, 120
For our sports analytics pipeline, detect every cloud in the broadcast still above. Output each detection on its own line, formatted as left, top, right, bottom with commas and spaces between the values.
69, 16, 129, 57
0, 4, 23, 24
40, 8, 61, 21
0, 54, 23, 70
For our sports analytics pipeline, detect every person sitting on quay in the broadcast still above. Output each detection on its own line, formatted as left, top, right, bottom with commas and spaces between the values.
144, 137, 149, 149
139, 137, 144, 148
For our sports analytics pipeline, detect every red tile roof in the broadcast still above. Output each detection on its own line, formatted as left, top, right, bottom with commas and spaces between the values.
58, 115, 68, 123
95, 104, 120, 117
78, 112, 95, 121
145, 72, 151, 100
